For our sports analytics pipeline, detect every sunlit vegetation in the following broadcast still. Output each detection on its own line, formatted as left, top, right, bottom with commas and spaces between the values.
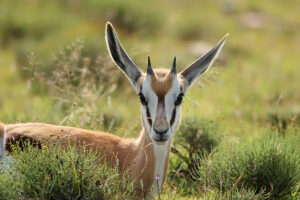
0, 142, 135, 200
0, 0, 299, 199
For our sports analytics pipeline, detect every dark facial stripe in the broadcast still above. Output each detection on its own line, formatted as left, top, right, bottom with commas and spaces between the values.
146, 106, 152, 126
170, 86, 181, 126
170, 108, 176, 126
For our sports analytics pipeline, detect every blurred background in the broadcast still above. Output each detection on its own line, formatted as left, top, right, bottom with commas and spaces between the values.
1, 0, 300, 198
0, 0, 299, 137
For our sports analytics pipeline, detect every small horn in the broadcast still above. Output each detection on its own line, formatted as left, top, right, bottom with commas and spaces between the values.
147, 56, 154, 75
171, 56, 177, 74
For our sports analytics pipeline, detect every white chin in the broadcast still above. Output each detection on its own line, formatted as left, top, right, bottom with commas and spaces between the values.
152, 136, 169, 144
155, 141, 168, 145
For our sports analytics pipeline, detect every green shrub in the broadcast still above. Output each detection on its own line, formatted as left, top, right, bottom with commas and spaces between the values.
222, 188, 269, 200
163, 187, 269, 200
168, 117, 223, 194
26, 39, 125, 131
0, 142, 135, 200
197, 188, 269, 200
176, 117, 222, 154
0, 165, 22, 200
267, 112, 300, 132
194, 133, 300, 199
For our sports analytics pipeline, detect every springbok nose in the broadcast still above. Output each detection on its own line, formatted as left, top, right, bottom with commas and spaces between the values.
154, 128, 169, 135
153, 116, 169, 135
153, 102, 169, 135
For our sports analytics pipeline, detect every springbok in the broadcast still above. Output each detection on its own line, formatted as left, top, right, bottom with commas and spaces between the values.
0, 22, 228, 197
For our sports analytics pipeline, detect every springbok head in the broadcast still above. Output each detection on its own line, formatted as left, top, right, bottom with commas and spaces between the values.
105, 22, 228, 145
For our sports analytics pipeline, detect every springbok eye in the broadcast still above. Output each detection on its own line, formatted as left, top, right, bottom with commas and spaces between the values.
175, 93, 184, 106
138, 93, 148, 106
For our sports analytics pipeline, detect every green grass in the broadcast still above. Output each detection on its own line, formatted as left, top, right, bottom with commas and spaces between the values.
0, 0, 300, 199
168, 117, 223, 195
0, 142, 135, 200
194, 131, 300, 199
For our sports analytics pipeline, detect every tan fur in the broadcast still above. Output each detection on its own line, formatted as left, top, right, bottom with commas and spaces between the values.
1, 23, 226, 199
148, 69, 186, 95
177, 74, 187, 92
0, 69, 176, 198
151, 69, 173, 97
2, 122, 163, 196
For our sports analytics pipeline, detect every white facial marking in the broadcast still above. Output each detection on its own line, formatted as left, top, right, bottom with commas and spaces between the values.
141, 74, 182, 142
140, 75, 157, 136
140, 74, 183, 193
153, 144, 169, 193
165, 76, 181, 131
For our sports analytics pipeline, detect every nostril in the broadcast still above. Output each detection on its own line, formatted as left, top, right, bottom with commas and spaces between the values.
154, 128, 169, 135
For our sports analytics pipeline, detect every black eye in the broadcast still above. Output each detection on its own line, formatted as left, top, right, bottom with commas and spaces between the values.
138, 93, 148, 106
175, 93, 184, 106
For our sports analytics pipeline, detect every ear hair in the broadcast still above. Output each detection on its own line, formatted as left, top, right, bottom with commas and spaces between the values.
179, 34, 229, 92
105, 22, 143, 93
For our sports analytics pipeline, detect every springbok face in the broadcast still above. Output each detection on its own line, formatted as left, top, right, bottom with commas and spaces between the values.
105, 22, 228, 144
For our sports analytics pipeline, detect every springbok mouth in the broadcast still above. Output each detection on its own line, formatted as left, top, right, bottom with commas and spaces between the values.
153, 138, 168, 143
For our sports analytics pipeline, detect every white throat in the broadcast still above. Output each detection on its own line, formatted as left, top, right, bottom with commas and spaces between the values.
152, 141, 170, 193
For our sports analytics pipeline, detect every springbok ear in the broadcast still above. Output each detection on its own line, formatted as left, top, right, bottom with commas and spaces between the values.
179, 34, 229, 93
105, 22, 143, 94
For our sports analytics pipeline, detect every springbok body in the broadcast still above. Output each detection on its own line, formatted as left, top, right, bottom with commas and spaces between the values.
0, 23, 227, 197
